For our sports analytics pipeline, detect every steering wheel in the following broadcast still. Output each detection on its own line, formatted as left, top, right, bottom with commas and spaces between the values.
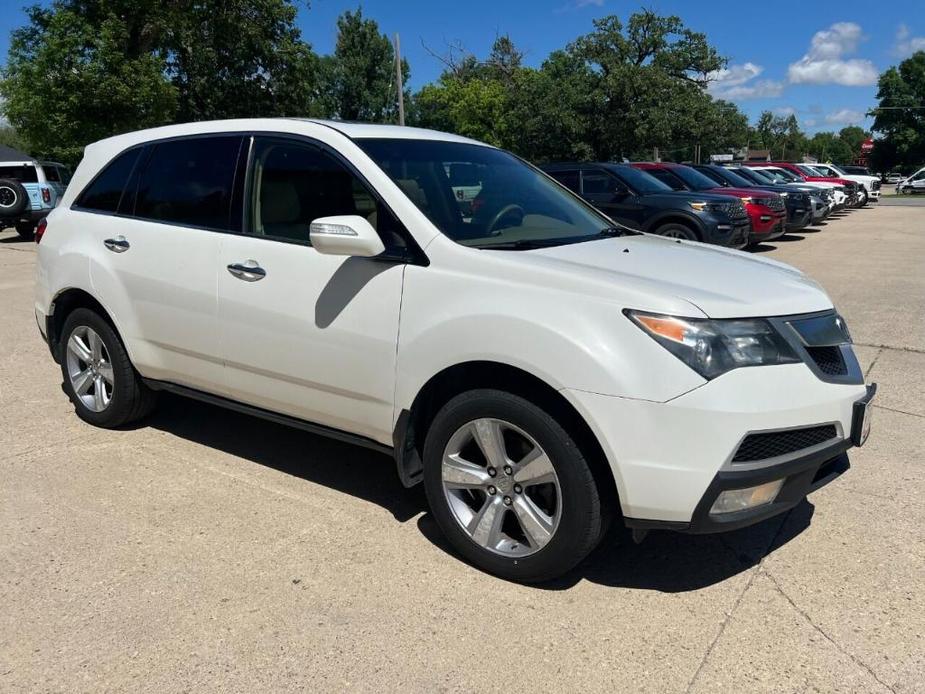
486, 204, 525, 235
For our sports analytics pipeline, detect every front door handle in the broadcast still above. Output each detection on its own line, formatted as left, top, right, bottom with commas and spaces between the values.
104, 236, 130, 253
227, 260, 266, 282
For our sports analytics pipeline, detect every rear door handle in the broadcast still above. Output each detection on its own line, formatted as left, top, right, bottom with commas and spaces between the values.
227, 261, 266, 282
104, 236, 130, 253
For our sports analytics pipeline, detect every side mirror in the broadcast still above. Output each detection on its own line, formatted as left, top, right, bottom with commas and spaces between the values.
612, 185, 630, 200
309, 215, 385, 258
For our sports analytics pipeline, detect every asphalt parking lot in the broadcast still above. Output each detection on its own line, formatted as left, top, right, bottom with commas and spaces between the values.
1, 203, 923, 693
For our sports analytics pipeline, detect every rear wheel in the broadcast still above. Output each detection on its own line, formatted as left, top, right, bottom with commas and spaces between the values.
15, 222, 34, 240
423, 389, 603, 582
60, 308, 157, 428
654, 222, 698, 241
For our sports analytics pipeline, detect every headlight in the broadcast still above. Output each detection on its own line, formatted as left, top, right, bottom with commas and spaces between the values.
626, 311, 800, 379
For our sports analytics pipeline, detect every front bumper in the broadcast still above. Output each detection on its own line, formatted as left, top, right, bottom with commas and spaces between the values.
703, 216, 751, 248
567, 362, 871, 526
786, 206, 812, 231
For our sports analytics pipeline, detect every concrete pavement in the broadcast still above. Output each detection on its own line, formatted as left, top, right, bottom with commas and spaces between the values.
1, 204, 923, 692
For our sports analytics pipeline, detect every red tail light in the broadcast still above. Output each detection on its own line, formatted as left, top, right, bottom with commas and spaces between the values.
41, 187, 51, 204
35, 217, 48, 244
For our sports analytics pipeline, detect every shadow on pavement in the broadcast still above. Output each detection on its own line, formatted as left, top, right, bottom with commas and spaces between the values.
144, 392, 814, 593
144, 393, 426, 523
417, 501, 813, 592
774, 234, 804, 243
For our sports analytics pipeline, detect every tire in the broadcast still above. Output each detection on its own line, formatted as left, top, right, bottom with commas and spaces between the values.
15, 222, 34, 241
654, 222, 698, 241
60, 308, 157, 428
423, 389, 603, 583
0, 178, 30, 216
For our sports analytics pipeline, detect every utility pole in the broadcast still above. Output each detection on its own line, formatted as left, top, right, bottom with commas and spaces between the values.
394, 33, 405, 126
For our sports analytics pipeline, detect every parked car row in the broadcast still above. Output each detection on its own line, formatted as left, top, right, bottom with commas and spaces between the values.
0, 158, 72, 240
541, 159, 868, 250
33, 119, 876, 582
895, 166, 925, 194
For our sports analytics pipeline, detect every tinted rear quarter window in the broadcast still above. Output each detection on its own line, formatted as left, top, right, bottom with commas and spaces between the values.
43, 165, 60, 183
548, 170, 580, 193
135, 136, 242, 230
0, 165, 38, 183
75, 148, 142, 212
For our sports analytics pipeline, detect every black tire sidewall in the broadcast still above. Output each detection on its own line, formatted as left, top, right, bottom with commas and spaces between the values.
655, 223, 698, 241
423, 389, 601, 582
15, 222, 35, 240
59, 308, 139, 428
0, 178, 30, 216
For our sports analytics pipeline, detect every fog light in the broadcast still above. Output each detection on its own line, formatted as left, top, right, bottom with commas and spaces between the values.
710, 479, 784, 515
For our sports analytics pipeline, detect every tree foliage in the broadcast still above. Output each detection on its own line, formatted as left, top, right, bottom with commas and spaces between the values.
321, 8, 408, 122
0, 0, 321, 164
870, 51, 925, 172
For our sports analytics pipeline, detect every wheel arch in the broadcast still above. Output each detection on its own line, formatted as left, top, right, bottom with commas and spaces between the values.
392, 360, 620, 517
47, 288, 125, 364
645, 212, 704, 239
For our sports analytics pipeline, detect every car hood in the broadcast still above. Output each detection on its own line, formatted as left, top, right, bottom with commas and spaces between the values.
528, 234, 832, 319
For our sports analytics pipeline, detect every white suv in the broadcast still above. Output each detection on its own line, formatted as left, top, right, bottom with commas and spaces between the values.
34, 120, 876, 582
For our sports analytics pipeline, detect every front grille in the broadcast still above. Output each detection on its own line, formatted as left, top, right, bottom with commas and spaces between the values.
806, 345, 847, 375
762, 196, 785, 211
732, 425, 838, 462
873, 180, 881, 190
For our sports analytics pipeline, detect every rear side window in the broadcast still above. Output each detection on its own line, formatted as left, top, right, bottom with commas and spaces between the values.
548, 170, 580, 193
581, 171, 614, 195
75, 148, 142, 212
135, 136, 242, 230
0, 165, 38, 183
647, 169, 685, 190
43, 165, 60, 183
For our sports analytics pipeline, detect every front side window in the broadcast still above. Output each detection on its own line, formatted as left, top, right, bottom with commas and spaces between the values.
646, 168, 686, 191
248, 138, 405, 249
135, 136, 242, 230
581, 171, 615, 195
0, 165, 38, 183
75, 148, 142, 213
357, 138, 615, 249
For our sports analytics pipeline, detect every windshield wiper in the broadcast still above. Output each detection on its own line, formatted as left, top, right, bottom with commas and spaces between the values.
476, 226, 639, 251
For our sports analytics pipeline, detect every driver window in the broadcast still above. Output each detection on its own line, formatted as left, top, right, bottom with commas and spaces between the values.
249, 138, 404, 248
581, 171, 614, 195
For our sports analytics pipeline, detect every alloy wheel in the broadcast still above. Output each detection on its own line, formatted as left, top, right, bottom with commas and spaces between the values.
441, 418, 562, 557
65, 325, 114, 412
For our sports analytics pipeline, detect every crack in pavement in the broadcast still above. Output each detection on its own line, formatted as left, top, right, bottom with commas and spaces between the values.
873, 404, 924, 420
854, 342, 925, 356
762, 568, 897, 694
684, 511, 794, 693
864, 347, 884, 379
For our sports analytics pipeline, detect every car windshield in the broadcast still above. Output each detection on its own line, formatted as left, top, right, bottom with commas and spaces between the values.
795, 164, 824, 177
0, 164, 38, 183
665, 165, 722, 191
611, 166, 672, 194
700, 166, 753, 188
357, 139, 621, 249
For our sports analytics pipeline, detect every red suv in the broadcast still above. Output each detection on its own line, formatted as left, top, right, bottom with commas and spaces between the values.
632, 162, 787, 245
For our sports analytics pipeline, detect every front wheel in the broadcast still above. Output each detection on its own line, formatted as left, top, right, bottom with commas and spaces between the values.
423, 389, 603, 582
654, 222, 698, 241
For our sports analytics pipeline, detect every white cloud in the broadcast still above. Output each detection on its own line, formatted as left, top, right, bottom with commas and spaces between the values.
804, 118, 817, 128
706, 62, 784, 100
774, 106, 796, 116
788, 23, 878, 86
825, 108, 866, 125
895, 24, 925, 58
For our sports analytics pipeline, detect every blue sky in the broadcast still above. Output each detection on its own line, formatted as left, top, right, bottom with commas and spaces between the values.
2, 0, 923, 133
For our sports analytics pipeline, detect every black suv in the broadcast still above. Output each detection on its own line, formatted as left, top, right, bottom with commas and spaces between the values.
542, 163, 750, 247
691, 164, 814, 233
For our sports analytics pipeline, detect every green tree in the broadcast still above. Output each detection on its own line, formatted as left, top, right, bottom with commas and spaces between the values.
806, 131, 852, 164
0, 0, 321, 165
837, 125, 868, 161
0, 2, 176, 164
0, 124, 32, 154
323, 9, 408, 122
870, 51, 925, 172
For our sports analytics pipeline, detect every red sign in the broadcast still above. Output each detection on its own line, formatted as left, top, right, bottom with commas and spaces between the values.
861, 138, 874, 153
